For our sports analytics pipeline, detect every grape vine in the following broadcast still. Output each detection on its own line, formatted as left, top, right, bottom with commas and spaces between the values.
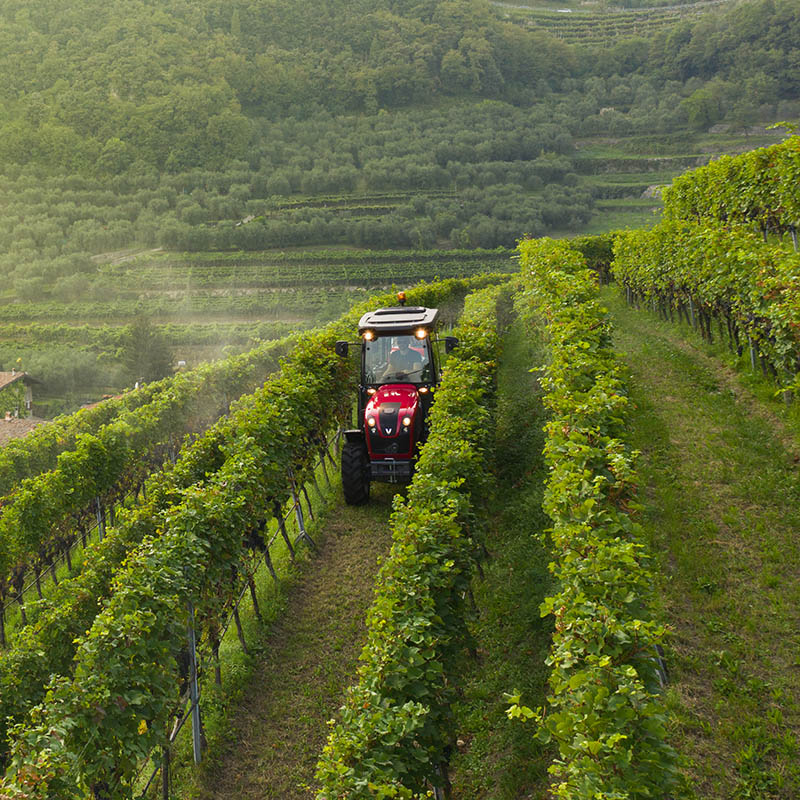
316, 281, 507, 798
511, 238, 680, 798
0, 274, 506, 797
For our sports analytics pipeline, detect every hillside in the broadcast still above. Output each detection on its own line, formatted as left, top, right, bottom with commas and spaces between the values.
0, 1, 799, 795
0, 0, 798, 413
1, 0, 796, 171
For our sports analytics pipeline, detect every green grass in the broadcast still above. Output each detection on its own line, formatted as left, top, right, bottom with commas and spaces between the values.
573, 205, 660, 235
581, 171, 678, 185
448, 315, 554, 798
166, 455, 400, 799
603, 287, 800, 798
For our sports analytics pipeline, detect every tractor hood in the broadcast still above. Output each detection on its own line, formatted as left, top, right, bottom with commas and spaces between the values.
364, 385, 419, 459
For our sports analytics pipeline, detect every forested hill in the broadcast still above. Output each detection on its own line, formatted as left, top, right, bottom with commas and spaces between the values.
0, 0, 798, 173
0, 0, 572, 171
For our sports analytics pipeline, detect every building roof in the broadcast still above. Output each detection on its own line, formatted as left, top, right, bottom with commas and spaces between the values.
0, 417, 48, 446
0, 371, 38, 391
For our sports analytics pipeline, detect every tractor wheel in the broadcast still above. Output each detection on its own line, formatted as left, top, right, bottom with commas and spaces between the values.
341, 441, 370, 505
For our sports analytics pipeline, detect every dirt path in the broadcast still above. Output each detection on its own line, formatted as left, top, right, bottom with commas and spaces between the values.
188, 487, 396, 799
605, 290, 800, 798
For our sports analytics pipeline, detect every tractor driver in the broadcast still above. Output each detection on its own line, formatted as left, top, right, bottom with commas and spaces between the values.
383, 336, 427, 381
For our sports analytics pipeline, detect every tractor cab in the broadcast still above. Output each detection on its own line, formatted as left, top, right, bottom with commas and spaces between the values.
335, 295, 457, 504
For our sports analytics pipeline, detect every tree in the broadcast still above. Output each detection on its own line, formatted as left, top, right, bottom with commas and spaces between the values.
118, 316, 173, 385
97, 137, 134, 175
440, 49, 470, 93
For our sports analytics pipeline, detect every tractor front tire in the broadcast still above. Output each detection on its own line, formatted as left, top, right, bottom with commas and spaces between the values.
341, 441, 370, 505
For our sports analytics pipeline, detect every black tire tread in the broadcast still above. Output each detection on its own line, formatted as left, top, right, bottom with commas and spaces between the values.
341, 441, 370, 505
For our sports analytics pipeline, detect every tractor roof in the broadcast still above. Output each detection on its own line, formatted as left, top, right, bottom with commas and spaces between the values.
358, 306, 439, 335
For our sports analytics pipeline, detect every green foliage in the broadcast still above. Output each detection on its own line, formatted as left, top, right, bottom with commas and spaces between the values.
612, 219, 800, 383
568, 233, 617, 282
0, 0, 576, 174
0, 339, 356, 797
0, 319, 302, 351
0, 275, 503, 793
117, 315, 173, 384
0, 335, 295, 649
316, 283, 506, 797
513, 238, 681, 799
663, 135, 800, 233
0, 0, 795, 182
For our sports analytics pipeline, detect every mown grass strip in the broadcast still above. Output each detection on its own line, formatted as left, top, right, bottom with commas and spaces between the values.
181, 483, 398, 800
448, 313, 555, 798
605, 288, 800, 798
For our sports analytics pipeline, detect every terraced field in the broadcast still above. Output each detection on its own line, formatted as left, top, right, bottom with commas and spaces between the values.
493, 0, 735, 44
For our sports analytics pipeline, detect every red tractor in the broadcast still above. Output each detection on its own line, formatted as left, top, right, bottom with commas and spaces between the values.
335, 294, 458, 504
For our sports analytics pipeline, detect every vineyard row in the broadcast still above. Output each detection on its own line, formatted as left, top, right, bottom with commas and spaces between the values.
0, 320, 302, 350
317, 281, 507, 797
511, 238, 678, 797
613, 220, 800, 388
0, 335, 302, 641
663, 134, 800, 234
0, 275, 504, 795
112, 246, 512, 269
102, 257, 517, 291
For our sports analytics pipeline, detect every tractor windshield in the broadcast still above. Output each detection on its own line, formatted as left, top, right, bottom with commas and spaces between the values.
364, 334, 431, 384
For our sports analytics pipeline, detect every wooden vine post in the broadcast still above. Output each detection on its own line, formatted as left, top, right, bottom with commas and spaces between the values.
187, 600, 203, 764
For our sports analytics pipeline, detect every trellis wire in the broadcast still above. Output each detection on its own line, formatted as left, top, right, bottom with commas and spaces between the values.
134, 431, 339, 799
0, 494, 124, 649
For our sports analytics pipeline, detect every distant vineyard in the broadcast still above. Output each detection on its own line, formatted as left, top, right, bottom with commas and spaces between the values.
0, 249, 514, 326
0, 320, 302, 350
0, 290, 364, 324
496, 0, 729, 44
100, 247, 517, 292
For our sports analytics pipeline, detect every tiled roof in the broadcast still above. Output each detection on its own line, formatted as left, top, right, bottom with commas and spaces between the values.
0, 417, 48, 446
0, 372, 35, 391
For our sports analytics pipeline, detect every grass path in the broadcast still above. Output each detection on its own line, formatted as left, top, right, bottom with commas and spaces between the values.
448, 316, 554, 799
605, 289, 800, 799
187, 485, 397, 799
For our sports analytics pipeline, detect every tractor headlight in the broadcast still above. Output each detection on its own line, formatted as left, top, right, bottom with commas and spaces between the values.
414, 328, 427, 340
402, 416, 412, 427
363, 330, 375, 341
367, 416, 376, 427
